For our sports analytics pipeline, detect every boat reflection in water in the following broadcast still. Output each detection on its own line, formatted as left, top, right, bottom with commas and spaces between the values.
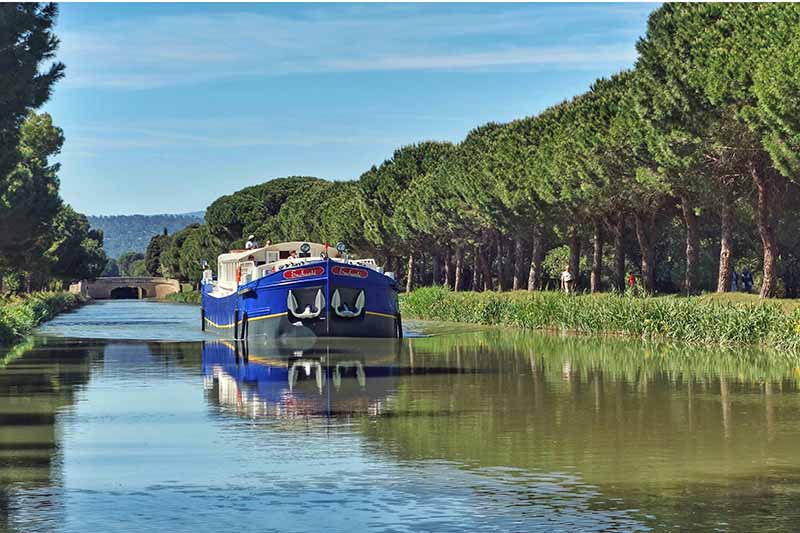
201, 337, 403, 420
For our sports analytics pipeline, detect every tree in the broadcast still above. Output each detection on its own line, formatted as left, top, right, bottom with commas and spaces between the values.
0, 3, 64, 181
177, 224, 223, 286
45, 205, 107, 284
205, 176, 326, 246
117, 251, 145, 277
635, 3, 800, 297
359, 142, 455, 291
144, 233, 170, 276
102, 258, 120, 277
0, 112, 63, 269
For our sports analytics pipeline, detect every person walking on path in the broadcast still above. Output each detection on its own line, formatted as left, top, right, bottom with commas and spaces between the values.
561, 265, 575, 295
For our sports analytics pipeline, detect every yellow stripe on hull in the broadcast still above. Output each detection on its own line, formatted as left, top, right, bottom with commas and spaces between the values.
365, 311, 397, 320
204, 312, 287, 329
206, 310, 395, 329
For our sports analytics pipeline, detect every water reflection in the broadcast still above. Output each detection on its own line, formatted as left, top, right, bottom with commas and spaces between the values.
3, 301, 800, 531
0, 338, 99, 532
202, 339, 402, 421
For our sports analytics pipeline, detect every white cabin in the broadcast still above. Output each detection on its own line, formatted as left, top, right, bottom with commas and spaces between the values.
205, 241, 389, 296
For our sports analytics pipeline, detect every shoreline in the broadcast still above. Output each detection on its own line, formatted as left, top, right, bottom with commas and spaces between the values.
160, 290, 201, 304
0, 292, 87, 347
400, 286, 800, 352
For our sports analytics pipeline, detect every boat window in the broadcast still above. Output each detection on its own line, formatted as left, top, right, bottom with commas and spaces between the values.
279, 250, 291, 259
266, 251, 280, 263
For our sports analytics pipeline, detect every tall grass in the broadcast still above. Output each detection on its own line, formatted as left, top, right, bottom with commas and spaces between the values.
162, 290, 201, 304
401, 286, 800, 351
0, 292, 85, 346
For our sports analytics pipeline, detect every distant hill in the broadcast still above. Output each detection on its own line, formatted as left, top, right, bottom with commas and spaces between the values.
89, 211, 205, 258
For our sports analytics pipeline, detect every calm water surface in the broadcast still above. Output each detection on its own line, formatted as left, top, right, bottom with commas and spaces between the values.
2, 300, 799, 531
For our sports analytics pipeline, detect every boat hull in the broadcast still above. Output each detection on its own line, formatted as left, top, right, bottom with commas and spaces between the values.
201, 260, 400, 340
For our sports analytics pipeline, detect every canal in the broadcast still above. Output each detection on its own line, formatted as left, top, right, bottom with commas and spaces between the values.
2, 300, 799, 531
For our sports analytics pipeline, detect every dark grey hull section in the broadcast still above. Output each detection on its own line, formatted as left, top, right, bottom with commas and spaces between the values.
205, 312, 398, 341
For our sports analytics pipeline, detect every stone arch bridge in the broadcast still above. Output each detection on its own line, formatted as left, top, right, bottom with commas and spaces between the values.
69, 277, 181, 300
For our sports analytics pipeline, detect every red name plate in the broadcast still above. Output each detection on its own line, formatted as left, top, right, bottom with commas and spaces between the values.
283, 266, 325, 280
332, 266, 368, 279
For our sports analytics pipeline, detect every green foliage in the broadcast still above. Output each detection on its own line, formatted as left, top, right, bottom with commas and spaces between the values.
177, 224, 223, 283
0, 292, 84, 345
144, 233, 170, 276
205, 176, 324, 245
402, 287, 800, 350
0, 3, 64, 182
162, 290, 201, 304
101, 258, 120, 277
1, 272, 22, 297
117, 252, 144, 277
360, 142, 455, 252
128, 259, 148, 277
0, 112, 64, 269
45, 205, 107, 282
542, 245, 588, 286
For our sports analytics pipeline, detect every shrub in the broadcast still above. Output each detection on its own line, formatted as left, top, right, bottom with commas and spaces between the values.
162, 290, 201, 304
0, 292, 85, 345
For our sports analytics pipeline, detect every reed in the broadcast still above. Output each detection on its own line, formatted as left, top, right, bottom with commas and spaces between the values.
401, 286, 800, 351
162, 290, 201, 304
0, 292, 85, 346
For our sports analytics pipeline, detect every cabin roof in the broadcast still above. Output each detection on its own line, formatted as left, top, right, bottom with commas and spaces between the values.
218, 241, 340, 263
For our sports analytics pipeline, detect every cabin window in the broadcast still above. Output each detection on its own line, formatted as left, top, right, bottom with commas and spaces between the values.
266, 251, 279, 263
279, 251, 291, 259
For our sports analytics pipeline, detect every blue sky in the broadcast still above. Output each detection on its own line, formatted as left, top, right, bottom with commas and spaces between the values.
44, 3, 657, 215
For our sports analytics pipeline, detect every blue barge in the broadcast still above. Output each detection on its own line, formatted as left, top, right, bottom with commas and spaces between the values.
201, 241, 401, 340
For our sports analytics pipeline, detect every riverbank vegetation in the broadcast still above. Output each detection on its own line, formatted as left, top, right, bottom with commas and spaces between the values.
162, 290, 201, 304
146, 5, 800, 303
402, 287, 800, 351
0, 292, 85, 346
0, 4, 107, 295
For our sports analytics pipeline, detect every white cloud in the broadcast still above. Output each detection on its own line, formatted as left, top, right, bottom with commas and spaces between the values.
56, 5, 648, 90
329, 45, 637, 72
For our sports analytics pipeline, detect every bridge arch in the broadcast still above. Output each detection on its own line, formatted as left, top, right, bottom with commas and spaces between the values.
109, 286, 148, 299
69, 277, 180, 300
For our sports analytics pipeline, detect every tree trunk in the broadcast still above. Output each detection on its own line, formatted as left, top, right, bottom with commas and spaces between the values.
752, 162, 777, 298
480, 239, 493, 292
432, 255, 440, 287
528, 226, 544, 291
454, 247, 463, 292
681, 195, 700, 295
591, 219, 603, 293
634, 211, 656, 293
569, 229, 581, 291
513, 237, 524, 291
496, 236, 505, 291
443, 249, 451, 288
472, 245, 481, 291
717, 193, 733, 293
613, 214, 625, 292
405, 253, 414, 293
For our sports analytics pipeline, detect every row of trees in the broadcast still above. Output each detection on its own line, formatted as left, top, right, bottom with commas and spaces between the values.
149, 5, 800, 298
0, 4, 107, 294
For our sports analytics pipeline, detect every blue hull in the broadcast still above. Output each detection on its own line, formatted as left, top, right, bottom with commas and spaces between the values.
201, 259, 400, 339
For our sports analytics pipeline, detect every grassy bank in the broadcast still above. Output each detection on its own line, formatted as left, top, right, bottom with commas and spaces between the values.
401, 286, 800, 351
162, 290, 201, 304
0, 292, 85, 346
